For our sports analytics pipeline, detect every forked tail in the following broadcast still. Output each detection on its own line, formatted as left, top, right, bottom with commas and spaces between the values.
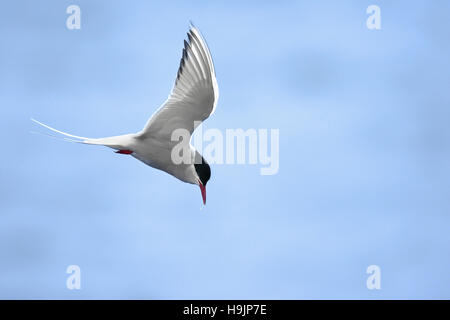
30, 118, 133, 149
31, 118, 92, 143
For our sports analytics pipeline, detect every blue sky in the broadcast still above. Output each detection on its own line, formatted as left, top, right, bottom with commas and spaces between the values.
0, 0, 449, 298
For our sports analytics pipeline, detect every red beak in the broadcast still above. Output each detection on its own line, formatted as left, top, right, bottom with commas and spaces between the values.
198, 182, 206, 205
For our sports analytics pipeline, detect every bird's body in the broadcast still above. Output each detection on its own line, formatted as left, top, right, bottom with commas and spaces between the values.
32, 24, 218, 204
121, 134, 200, 185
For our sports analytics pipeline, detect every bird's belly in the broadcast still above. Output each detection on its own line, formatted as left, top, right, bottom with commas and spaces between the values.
131, 139, 193, 184
133, 144, 171, 171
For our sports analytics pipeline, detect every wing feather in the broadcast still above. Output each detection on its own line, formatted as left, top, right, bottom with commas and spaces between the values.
139, 25, 218, 141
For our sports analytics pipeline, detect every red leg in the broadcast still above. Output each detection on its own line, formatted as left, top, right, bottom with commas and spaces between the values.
115, 149, 133, 154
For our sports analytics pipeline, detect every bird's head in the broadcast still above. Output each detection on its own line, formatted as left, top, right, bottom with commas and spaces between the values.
194, 156, 211, 205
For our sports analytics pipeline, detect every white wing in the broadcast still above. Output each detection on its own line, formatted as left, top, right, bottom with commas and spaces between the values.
138, 25, 218, 141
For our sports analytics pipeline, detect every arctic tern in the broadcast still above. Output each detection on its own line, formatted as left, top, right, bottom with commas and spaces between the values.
32, 24, 218, 205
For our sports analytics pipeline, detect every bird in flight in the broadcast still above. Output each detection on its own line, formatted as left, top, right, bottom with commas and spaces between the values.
32, 24, 218, 205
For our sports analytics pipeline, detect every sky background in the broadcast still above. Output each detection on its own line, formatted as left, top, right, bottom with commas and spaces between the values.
0, 0, 449, 299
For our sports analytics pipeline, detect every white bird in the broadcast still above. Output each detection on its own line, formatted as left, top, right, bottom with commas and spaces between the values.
32, 24, 218, 205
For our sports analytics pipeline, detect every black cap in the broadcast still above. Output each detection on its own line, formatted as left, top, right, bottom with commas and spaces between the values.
194, 156, 211, 186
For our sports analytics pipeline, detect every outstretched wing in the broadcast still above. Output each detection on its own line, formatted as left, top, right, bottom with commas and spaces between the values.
138, 24, 218, 141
